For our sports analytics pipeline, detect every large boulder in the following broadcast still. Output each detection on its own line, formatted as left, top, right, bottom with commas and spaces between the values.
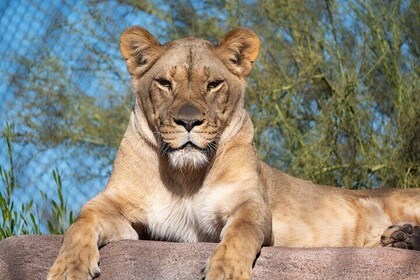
0, 235, 419, 279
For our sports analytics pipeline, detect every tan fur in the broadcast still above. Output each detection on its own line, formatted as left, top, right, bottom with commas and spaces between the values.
48, 27, 420, 280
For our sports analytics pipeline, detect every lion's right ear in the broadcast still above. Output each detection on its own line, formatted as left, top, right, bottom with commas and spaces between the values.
216, 28, 260, 78
120, 26, 162, 76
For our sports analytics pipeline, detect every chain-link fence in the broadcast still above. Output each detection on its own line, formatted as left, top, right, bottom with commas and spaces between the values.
0, 0, 158, 222
1, 0, 419, 234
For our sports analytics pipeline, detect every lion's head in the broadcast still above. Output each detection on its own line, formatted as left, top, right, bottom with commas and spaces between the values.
120, 27, 260, 169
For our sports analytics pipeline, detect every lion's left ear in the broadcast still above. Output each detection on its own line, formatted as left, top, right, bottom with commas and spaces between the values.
216, 27, 260, 78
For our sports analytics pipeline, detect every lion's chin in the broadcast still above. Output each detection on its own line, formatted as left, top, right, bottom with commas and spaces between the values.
168, 147, 209, 169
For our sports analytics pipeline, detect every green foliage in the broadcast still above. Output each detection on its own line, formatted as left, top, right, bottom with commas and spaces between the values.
0, 124, 73, 240
243, 0, 420, 188
44, 170, 74, 235
0, 123, 39, 238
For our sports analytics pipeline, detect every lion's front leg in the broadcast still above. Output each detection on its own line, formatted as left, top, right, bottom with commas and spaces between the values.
47, 194, 139, 280
47, 214, 101, 280
205, 199, 272, 280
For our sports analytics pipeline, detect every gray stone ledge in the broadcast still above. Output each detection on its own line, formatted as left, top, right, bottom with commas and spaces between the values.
1, 235, 420, 279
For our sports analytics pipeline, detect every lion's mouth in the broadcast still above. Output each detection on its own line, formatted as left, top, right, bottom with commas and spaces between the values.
161, 141, 199, 154
161, 140, 217, 156
176, 142, 201, 151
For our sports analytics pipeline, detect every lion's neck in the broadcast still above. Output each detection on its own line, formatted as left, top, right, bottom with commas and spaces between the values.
218, 108, 254, 151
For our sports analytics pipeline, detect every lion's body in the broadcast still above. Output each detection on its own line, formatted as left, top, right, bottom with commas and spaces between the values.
263, 162, 420, 247
48, 27, 420, 280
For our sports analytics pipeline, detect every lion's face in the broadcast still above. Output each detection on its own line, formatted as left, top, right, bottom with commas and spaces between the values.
120, 27, 260, 169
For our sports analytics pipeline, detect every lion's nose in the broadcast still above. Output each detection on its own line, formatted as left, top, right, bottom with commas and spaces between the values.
174, 118, 204, 132
174, 103, 205, 132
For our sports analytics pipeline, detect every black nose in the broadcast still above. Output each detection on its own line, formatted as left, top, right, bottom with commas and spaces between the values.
174, 103, 205, 132
174, 119, 204, 132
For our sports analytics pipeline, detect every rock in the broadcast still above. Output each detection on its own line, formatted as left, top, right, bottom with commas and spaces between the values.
0, 235, 419, 279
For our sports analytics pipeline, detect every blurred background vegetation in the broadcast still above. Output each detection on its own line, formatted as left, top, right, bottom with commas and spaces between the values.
0, 0, 419, 238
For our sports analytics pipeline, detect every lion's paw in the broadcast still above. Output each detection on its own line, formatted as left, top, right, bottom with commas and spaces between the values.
381, 223, 420, 250
47, 246, 100, 280
205, 261, 252, 280
204, 244, 253, 280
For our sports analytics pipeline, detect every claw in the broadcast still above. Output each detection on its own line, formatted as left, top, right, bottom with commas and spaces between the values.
89, 265, 101, 278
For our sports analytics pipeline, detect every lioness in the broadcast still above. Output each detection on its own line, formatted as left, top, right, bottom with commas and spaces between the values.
48, 27, 420, 280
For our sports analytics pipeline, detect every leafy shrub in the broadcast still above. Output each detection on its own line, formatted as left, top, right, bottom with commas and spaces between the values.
0, 123, 73, 240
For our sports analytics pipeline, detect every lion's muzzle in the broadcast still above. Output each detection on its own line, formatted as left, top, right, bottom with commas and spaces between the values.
159, 102, 218, 169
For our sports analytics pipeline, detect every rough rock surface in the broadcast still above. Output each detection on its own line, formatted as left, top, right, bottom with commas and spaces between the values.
1, 235, 420, 280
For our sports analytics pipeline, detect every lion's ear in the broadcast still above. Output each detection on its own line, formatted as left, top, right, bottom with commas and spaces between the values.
216, 28, 260, 78
120, 26, 162, 76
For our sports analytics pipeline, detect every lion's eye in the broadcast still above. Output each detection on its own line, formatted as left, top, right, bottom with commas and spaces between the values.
155, 78, 172, 90
207, 80, 224, 91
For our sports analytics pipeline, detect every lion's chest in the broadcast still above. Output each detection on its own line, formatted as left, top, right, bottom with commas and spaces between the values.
146, 194, 221, 242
